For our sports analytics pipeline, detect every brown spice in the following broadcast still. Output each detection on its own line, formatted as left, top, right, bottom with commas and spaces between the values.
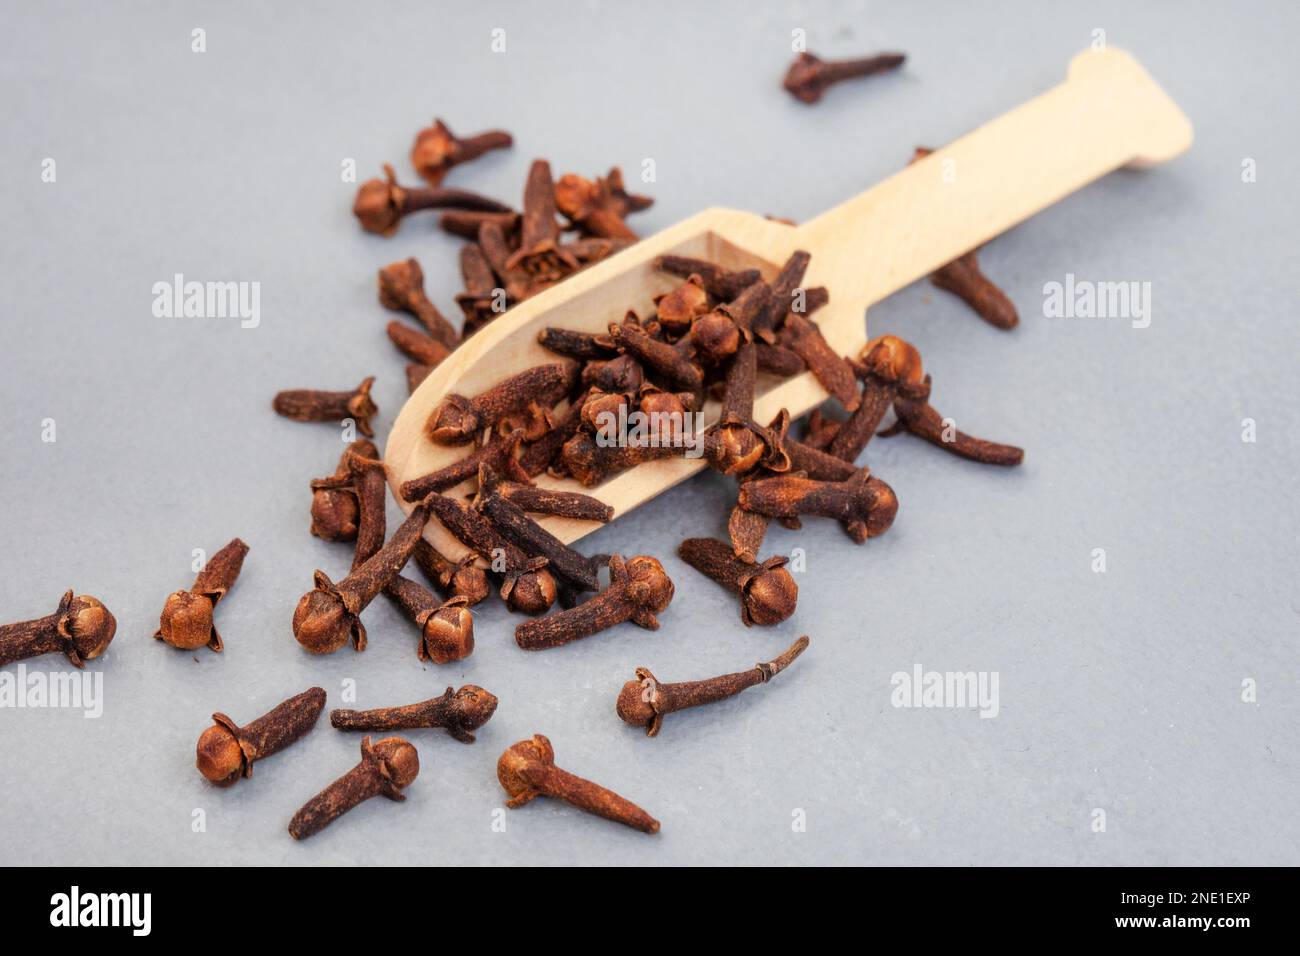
292, 496, 433, 654
781, 313, 860, 410
654, 255, 760, 300
739, 469, 898, 544
554, 167, 652, 239
399, 429, 529, 501
519, 397, 587, 477
413, 539, 491, 607
514, 555, 673, 650
752, 250, 811, 343
331, 685, 498, 743
559, 429, 684, 487
456, 243, 502, 336
882, 377, 1025, 465
756, 342, 806, 376
607, 321, 704, 392
617, 635, 809, 736
309, 439, 379, 541
676, 538, 798, 626
425, 362, 576, 445
497, 734, 659, 834
273, 377, 378, 437
654, 275, 711, 337
288, 736, 419, 840
410, 119, 512, 186
155, 538, 249, 652
353, 163, 510, 236
196, 687, 326, 787
507, 159, 578, 278
0, 591, 116, 669
538, 327, 617, 361
387, 320, 452, 367
438, 209, 520, 241
783, 51, 906, 104
826, 335, 925, 462
378, 258, 460, 347
406, 363, 434, 394
476, 462, 612, 522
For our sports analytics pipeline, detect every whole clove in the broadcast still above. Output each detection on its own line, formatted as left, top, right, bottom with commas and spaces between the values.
378, 258, 461, 347
438, 209, 520, 241
456, 243, 503, 336
353, 163, 510, 236
752, 250, 811, 343
400, 429, 529, 501
426, 362, 576, 445
882, 376, 1025, 465
387, 582, 476, 663
273, 377, 378, 437
497, 734, 659, 833
387, 320, 452, 367
196, 687, 326, 787
476, 472, 604, 591
413, 538, 491, 607
292, 496, 433, 654
781, 313, 860, 410
756, 342, 807, 376
507, 159, 578, 279
309, 439, 379, 541
826, 335, 925, 462
0, 591, 116, 669
739, 470, 898, 544
410, 118, 512, 186
476, 462, 612, 522
288, 736, 419, 840
331, 685, 498, 743
519, 396, 587, 477
607, 322, 704, 392
514, 554, 673, 650
555, 167, 652, 239
655, 255, 760, 300
539, 327, 617, 362
783, 51, 906, 104
677, 537, 798, 626
406, 362, 434, 394
617, 635, 809, 736
155, 538, 249, 652
559, 429, 685, 487
654, 275, 710, 337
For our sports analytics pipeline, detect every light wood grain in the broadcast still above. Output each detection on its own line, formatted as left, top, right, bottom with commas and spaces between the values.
386, 48, 1191, 560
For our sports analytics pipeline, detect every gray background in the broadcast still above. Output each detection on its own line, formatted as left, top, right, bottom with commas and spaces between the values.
1, 0, 1296, 866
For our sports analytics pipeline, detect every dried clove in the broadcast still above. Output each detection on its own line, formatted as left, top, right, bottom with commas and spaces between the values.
781, 313, 860, 410
353, 163, 510, 236
413, 538, 490, 607
439, 209, 520, 241
826, 335, 925, 462
783, 51, 906, 104
555, 167, 652, 239
309, 439, 379, 541
378, 258, 461, 347
476, 462, 612, 522
400, 428, 529, 501
273, 377, 378, 437
196, 687, 326, 787
756, 342, 807, 376
426, 362, 576, 445
617, 635, 809, 736
331, 685, 498, 743
155, 538, 249, 652
387, 582, 476, 663
538, 327, 617, 362
655, 255, 760, 300
288, 736, 419, 840
476, 470, 604, 591
424, 493, 557, 615
0, 591, 116, 669
478, 219, 535, 302
292, 496, 433, 654
739, 469, 898, 544
514, 555, 673, 650
559, 429, 685, 487
387, 320, 452, 368
497, 734, 659, 833
677, 537, 798, 626
406, 362, 434, 394
882, 376, 1025, 465
752, 250, 811, 343
607, 321, 704, 392
507, 159, 578, 278
456, 243, 503, 336
410, 118, 512, 186
520, 397, 587, 477
654, 275, 710, 337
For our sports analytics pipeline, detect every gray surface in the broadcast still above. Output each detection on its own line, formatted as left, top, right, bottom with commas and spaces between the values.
1, 0, 1297, 866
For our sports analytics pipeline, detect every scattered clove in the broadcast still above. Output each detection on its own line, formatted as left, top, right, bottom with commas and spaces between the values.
386, 583, 476, 663
413, 538, 491, 607
378, 258, 461, 347
476, 471, 604, 592
196, 687, 326, 787
0, 591, 116, 669
617, 635, 809, 736
739, 469, 898, 544
555, 167, 653, 239
826, 335, 925, 462
514, 555, 672, 650
331, 685, 498, 743
783, 51, 906, 104
353, 163, 510, 236
507, 159, 578, 278
439, 209, 520, 241
677, 537, 798, 626
882, 376, 1025, 465
273, 377, 378, 437
781, 313, 860, 410
410, 118, 512, 186
288, 736, 419, 840
292, 496, 433, 654
387, 320, 452, 368
155, 538, 249, 652
497, 734, 659, 833
309, 439, 379, 541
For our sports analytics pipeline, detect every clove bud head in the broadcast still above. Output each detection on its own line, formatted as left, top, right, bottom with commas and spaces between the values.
447, 684, 499, 735
195, 724, 245, 787
156, 591, 215, 650
420, 596, 475, 664
625, 556, 675, 619
292, 585, 353, 655
61, 594, 117, 665
426, 393, 479, 444
739, 559, 799, 627
353, 165, 403, 235
691, 313, 741, 365
859, 335, 924, 386
501, 568, 558, 615
496, 734, 555, 800
371, 736, 421, 788
615, 680, 655, 727
310, 488, 360, 541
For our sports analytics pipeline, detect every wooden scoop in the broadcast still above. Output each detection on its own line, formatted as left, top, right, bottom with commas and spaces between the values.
387, 48, 1191, 558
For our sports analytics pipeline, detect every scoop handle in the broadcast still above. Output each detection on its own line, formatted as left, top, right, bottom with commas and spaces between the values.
794, 47, 1192, 311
